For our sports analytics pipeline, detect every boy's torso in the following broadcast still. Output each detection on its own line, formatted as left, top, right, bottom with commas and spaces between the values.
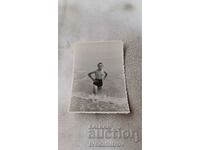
95, 70, 104, 79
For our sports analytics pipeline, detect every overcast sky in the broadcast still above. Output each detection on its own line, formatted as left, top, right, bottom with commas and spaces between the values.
74, 41, 124, 73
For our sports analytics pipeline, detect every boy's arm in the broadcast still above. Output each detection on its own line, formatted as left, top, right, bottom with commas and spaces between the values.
104, 71, 108, 80
88, 71, 95, 81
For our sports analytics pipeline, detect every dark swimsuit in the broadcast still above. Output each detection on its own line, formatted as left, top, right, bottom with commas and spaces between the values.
93, 79, 103, 87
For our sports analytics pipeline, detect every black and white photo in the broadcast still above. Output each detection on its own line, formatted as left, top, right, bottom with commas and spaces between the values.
69, 41, 130, 113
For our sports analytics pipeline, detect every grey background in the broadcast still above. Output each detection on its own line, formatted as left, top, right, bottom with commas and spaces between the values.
59, 0, 142, 149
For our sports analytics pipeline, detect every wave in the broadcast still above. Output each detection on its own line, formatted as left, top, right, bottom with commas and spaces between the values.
72, 92, 127, 105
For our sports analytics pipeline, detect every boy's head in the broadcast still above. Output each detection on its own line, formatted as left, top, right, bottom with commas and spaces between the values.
97, 62, 103, 70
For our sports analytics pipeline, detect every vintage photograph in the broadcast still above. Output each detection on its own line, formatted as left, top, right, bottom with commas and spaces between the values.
69, 41, 130, 113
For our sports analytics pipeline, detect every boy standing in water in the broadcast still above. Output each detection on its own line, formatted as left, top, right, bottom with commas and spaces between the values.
88, 62, 108, 95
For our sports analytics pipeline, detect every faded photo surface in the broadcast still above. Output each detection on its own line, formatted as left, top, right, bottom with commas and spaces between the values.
69, 41, 130, 113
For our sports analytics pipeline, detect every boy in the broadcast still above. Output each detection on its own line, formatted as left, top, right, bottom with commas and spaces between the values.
88, 62, 108, 95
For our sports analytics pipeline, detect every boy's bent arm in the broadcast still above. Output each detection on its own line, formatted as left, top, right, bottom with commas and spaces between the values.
104, 71, 108, 80
88, 71, 95, 81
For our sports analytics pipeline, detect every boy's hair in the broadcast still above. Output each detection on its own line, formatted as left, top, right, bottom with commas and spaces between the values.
97, 62, 103, 66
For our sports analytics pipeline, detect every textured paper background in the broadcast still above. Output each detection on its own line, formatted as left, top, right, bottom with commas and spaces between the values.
59, 0, 142, 149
